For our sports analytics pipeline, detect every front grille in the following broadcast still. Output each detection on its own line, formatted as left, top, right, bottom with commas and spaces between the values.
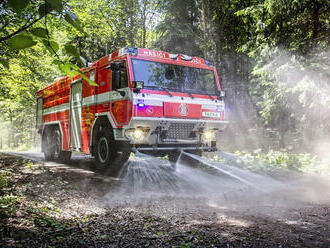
166, 123, 196, 139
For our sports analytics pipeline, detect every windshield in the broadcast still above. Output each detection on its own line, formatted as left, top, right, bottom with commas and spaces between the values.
131, 59, 218, 95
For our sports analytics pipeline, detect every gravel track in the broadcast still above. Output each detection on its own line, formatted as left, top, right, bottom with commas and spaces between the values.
1, 151, 330, 247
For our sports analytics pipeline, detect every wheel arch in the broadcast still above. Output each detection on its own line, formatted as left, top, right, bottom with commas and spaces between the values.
90, 116, 113, 156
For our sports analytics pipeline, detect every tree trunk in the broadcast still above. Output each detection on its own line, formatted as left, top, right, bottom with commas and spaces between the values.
312, 0, 319, 39
129, 0, 135, 47
141, 0, 147, 48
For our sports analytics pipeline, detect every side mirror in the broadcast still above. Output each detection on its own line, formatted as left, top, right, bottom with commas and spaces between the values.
218, 90, 225, 100
132, 81, 144, 93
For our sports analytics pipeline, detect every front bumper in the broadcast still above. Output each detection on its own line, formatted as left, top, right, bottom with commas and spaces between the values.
123, 117, 228, 145
132, 145, 217, 152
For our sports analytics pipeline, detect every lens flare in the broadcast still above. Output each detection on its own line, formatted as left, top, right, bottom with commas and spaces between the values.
203, 130, 215, 141
133, 129, 144, 140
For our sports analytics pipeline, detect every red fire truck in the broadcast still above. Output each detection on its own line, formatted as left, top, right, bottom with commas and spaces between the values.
36, 47, 227, 175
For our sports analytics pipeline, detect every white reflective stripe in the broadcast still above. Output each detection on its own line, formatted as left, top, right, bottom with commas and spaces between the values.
134, 93, 218, 104
43, 103, 70, 115
43, 92, 224, 116
43, 92, 111, 116
82, 95, 96, 106
133, 98, 163, 106
133, 94, 224, 109
201, 104, 218, 110
83, 92, 110, 106
130, 116, 228, 124
97, 92, 111, 103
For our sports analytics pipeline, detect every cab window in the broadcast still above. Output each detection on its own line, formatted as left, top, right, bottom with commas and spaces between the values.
112, 63, 128, 90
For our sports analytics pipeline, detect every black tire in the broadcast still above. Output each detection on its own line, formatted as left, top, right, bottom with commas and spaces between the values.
53, 129, 61, 160
42, 129, 54, 161
58, 151, 72, 164
95, 126, 131, 176
53, 129, 72, 163
168, 150, 181, 163
42, 127, 71, 163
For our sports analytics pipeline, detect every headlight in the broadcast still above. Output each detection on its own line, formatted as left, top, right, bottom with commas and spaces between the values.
125, 127, 149, 142
202, 130, 216, 142
133, 129, 144, 140
216, 104, 224, 112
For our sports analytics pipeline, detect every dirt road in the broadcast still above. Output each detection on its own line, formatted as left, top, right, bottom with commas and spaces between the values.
1, 151, 330, 247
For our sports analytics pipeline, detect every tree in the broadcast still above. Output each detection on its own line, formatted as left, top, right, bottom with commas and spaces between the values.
236, 0, 330, 149
0, 0, 159, 148
154, 0, 202, 55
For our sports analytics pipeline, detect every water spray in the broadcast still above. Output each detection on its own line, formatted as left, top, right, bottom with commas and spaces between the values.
179, 151, 261, 191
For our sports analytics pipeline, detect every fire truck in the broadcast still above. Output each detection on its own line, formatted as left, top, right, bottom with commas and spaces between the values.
36, 47, 227, 175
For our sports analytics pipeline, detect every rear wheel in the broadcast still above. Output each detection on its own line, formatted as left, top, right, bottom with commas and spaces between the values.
53, 128, 72, 163
95, 127, 130, 176
43, 129, 54, 161
42, 127, 71, 163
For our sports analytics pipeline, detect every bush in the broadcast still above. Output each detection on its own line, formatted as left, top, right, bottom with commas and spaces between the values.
235, 150, 327, 174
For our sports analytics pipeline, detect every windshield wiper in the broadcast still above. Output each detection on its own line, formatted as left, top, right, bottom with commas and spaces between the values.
160, 87, 173, 97
205, 93, 214, 101
145, 85, 174, 97
186, 92, 194, 99
187, 89, 214, 101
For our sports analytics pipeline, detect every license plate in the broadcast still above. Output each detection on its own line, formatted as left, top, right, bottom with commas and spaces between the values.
202, 111, 220, 118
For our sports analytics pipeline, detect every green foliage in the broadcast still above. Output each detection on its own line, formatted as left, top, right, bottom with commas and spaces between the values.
64, 11, 84, 33
24, 161, 34, 170
236, 150, 324, 173
8, 0, 30, 12
0, 171, 10, 189
233, 0, 330, 146
0, 195, 21, 216
64, 44, 85, 65
8, 33, 37, 50
38, 1, 62, 17
30, 27, 48, 39
64, 44, 80, 58
1, 0, 90, 85
42, 40, 60, 54
46, 0, 64, 12
154, 0, 201, 55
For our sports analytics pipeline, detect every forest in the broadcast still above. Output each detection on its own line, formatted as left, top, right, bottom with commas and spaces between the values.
1, 1, 330, 247
0, 0, 329, 154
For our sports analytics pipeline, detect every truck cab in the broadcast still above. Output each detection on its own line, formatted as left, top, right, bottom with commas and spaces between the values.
119, 48, 226, 146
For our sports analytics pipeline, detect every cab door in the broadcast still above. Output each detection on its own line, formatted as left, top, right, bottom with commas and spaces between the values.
109, 61, 132, 126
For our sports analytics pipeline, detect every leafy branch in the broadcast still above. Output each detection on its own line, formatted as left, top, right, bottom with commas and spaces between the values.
0, 16, 43, 42
1, 0, 97, 86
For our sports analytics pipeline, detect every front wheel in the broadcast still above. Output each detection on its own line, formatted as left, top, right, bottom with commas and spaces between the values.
95, 127, 130, 176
